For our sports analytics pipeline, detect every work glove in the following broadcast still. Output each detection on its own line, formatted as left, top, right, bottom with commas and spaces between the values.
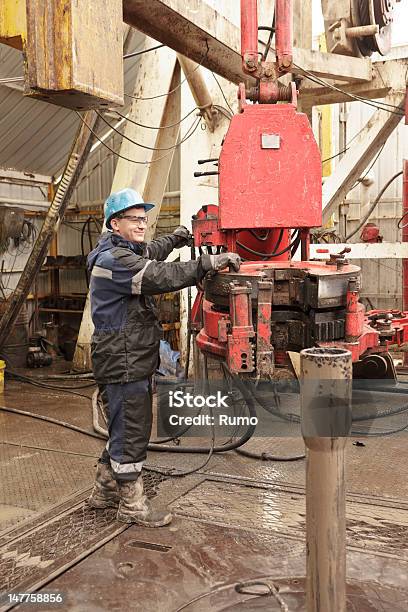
203, 252, 241, 273
172, 225, 194, 248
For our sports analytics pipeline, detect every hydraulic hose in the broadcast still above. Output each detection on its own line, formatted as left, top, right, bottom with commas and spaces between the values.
345, 171, 403, 241
235, 446, 305, 461
234, 378, 305, 461
0, 405, 105, 440
237, 229, 297, 259
147, 368, 258, 453
251, 381, 408, 437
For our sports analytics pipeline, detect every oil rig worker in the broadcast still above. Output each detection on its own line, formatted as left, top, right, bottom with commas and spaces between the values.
87, 188, 240, 526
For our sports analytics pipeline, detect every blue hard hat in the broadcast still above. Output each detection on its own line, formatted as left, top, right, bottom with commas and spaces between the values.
104, 188, 155, 229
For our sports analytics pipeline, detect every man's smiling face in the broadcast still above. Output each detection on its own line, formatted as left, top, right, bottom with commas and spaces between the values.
110, 206, 148, 243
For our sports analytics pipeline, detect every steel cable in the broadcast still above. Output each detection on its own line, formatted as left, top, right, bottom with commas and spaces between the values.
345, 170, 403, 240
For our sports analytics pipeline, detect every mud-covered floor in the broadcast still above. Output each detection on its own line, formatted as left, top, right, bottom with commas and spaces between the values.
0, 362, 407, 611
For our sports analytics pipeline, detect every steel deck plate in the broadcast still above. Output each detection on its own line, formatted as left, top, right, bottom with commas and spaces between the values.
170, 479, 408, 560
0, 472, 168, 611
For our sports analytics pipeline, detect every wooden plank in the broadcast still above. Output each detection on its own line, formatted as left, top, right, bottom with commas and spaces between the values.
0, 168, 52, 185
25, 0, 123, 109
293, 0, 312, 49
0, 0, 26, 50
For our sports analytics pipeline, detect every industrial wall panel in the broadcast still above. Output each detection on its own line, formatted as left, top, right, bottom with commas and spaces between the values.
331, 98, 407, 309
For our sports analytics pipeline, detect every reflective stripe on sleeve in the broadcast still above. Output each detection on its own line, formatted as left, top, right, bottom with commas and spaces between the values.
131, 260, 152, 294
91, 265, 113, 279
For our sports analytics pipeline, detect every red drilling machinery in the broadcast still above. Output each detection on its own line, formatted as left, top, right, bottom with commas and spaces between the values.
190, 0, 407, 382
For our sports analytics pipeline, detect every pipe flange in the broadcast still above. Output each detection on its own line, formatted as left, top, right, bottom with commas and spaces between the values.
353, 0, 396, 56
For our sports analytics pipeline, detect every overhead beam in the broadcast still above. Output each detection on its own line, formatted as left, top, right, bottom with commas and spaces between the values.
291, 48, 371, 82
123, 0, 372, 85
123, 0, 245, 85
0, 167, 52, 185
300, 58, 408, 106
322, 92, 405, 225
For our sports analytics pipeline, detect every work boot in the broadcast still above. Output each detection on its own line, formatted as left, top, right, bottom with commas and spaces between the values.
116, 478, 172, 527
88, 463, 120, 509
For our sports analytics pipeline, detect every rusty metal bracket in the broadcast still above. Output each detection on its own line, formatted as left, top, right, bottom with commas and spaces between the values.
227, 281, 255, 374
256, 279, 274, 379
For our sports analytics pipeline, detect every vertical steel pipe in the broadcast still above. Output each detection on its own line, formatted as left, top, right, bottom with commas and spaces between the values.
403, 160, 408, 311
403, 160, 408, 365
275, 0, 293, 70
300, 347, 352, 612
240, 0, 259, 73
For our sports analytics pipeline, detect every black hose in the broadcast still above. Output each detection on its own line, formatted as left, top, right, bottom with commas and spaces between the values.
272, 228, 284, 253
0, 406, 105, 440
248, 229, 270, 242
39, 372, 94, 380
290, 233, 301, 258
154, 356, 216, 476
6, 371, 96, 393
252, 382, 408, 437
147, 367, 257, 453
235, 446, 305, 461
346, 171, 403, 241
234, 379, 306, 461
237, 230, 298, 259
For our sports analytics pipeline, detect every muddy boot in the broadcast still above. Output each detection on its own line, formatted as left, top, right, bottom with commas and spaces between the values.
88, 463, 120, 509
116, 478, 172, 527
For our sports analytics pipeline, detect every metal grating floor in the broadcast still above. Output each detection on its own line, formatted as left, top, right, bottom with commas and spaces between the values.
146, 434, 408, 502
171, 479, 408, 560
0, 472, 167, 606
1, 372, 408, 610
36, 516, 408, 612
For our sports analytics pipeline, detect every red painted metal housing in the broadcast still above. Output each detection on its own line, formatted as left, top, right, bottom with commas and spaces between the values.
218, 104, 322, 230
195, 262, 384, 368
